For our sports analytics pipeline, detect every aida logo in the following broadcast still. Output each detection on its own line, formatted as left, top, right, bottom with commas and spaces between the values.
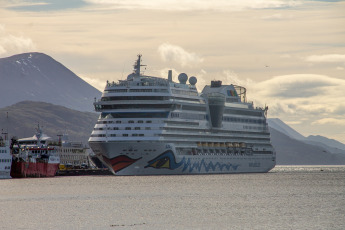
227, 90, 238, 97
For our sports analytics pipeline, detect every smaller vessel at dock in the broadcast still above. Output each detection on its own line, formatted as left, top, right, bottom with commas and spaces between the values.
0, 132, 12, 179
55, 133, 91, 170
10, 125, 60, 178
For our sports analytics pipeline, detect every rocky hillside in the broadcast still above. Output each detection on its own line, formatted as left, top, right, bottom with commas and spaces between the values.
0, 101, 98, 144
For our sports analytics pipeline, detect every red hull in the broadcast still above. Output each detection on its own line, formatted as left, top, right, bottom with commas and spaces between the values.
10, 161, 59, 178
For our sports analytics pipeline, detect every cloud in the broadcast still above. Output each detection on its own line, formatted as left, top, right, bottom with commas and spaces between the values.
285, 121, 302, 125
281, 54, 291, 58
2, 1, 48, 7
4, 0, 87, 11
0, 25, 36, 57
78, 74, 106, 91
261, 13, 295, 21
158, 43, 203, 67
254, 74, 337, 98
83, 0, 300, 11
247, 74, 345, 118
312, 118, 345, 126
262, 13, 283, 20
305, 54, 345, 64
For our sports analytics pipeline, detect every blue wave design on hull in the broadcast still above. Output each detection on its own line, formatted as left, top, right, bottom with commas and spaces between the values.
182, 158, 239, 173
145, 151, 240, 173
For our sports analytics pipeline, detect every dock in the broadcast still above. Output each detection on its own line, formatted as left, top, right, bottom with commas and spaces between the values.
57, 168, 112, 176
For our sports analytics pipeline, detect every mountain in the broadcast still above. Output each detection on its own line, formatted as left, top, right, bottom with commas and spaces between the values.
0, 101, 98, 144
268, 118, 306, 140
269, 127, 345, 165
0, 52, 101, 112
268, 118, 345, 164
306, 135, 345, 152
268, 118, 345, 155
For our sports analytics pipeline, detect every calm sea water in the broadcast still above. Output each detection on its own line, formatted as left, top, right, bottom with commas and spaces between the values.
1, 166, 344, 230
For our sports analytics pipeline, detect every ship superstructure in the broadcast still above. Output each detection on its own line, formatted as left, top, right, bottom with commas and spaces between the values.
88, 55, 275, 175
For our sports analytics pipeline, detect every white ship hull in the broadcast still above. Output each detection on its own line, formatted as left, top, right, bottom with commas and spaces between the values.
0, 147, 12, 179
90, 141, 275, 175
0, 169, 12, 179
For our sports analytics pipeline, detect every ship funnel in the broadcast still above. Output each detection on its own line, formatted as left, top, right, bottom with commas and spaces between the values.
207, 93, 225, 128
168, 70, 172, 82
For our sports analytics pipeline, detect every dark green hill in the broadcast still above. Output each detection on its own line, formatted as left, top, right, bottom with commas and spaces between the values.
0, 101, 98, 144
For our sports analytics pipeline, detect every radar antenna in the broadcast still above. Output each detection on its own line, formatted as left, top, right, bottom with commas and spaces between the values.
133, 54, 147, 76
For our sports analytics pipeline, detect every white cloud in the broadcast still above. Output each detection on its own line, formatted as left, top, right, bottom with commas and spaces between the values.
305, 54, 345, 64
312, 118, 345, 126
83, 0, 300, 11
0, 25, 36, 57
247, 74, 345, 118
262, 13, 283, 20
158, 43, 203, 67
253, 74, 338, 98
285, 121, 302, 125
280, 54, 292, 58
262, 13, 295, 20
78, 74, 106, 91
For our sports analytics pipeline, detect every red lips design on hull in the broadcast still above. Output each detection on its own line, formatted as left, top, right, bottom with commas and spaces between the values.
104, 155, 141, 173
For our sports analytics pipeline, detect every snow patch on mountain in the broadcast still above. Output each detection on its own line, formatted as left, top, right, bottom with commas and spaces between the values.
0, 52, 101, 112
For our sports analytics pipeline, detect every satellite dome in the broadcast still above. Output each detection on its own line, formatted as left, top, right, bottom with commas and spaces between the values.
189, 76, 197, 85
178, 73, 188, 84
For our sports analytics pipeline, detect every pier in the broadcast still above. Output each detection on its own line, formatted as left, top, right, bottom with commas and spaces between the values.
57, 168, 112, 176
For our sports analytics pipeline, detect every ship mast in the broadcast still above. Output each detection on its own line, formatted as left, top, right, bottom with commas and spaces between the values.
36, 123, 42, 146
133, 54, 146, 76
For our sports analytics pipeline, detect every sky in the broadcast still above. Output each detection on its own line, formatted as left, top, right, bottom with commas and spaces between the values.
1, 0, 345, 143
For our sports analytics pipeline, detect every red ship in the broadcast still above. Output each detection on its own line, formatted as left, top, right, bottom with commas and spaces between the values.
10, 125, 60, 178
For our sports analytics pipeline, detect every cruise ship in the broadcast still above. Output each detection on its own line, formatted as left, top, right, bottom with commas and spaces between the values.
88, 55, 276, 175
